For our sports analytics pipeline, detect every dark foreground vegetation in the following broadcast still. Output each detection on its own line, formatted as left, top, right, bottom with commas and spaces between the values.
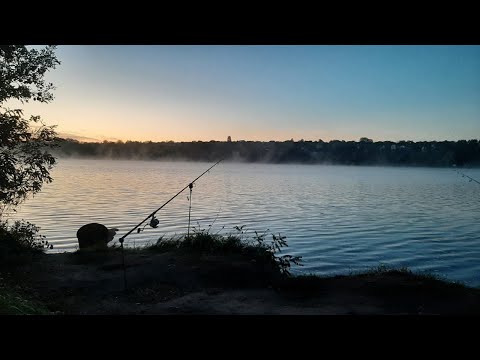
1, 227, 479, 315
53, 138, 480, 167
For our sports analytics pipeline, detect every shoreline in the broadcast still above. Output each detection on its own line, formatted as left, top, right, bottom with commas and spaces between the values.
2, 247, 479, 315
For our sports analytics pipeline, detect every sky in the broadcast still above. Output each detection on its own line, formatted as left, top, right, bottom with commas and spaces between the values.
10, 45, 480, 142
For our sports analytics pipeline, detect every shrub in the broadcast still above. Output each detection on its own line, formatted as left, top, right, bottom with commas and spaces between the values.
0, 220, 51, 266
146, 224, 303, 276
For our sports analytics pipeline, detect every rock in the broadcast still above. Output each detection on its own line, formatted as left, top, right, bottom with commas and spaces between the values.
76, 223, 119, 250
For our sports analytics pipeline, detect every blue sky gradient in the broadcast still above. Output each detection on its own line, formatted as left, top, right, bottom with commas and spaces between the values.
14, 45, 480, 142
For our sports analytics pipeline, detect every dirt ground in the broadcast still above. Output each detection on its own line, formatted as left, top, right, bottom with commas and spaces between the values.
7, 249, 480, 315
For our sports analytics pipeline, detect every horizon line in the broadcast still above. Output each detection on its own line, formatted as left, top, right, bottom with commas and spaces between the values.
58, 136, 480, 144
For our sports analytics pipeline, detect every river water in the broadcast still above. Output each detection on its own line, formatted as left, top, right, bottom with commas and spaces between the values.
9, 159, 480, 286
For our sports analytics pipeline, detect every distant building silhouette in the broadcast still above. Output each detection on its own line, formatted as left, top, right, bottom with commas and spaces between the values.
227, 136, 232, 142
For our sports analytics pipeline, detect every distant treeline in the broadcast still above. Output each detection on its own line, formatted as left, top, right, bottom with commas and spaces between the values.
52, 138, 480, 167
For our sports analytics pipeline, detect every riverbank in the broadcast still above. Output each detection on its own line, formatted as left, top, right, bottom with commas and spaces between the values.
2, 239, 479, 315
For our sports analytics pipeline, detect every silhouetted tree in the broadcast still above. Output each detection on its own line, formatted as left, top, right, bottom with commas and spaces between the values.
359, 137, 373, 143
50, 137, 480, 167
0, 45, 60, 216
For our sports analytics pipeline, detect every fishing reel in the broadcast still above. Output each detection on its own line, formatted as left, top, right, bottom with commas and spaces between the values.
137, 214, 160, 233
149, 215, 160, 228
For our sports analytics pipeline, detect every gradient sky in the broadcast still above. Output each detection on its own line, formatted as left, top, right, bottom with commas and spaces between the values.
10, 45, 480, 142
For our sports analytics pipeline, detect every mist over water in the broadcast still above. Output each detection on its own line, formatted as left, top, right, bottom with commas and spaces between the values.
10, 159, 480, 286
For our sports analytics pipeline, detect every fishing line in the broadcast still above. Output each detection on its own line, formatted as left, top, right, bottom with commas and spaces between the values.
453, 169, 480, 185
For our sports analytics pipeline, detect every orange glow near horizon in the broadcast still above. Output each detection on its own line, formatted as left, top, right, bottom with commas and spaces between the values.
57, 126, 339, 143
11, 99, 477, 144
13, 99, 340, 143
5, 45, 479, 144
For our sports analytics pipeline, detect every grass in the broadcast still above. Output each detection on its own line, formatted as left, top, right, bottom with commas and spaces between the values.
348, 264, 470, 289
144, 231, 300, 275
146, 233, 273, 257
275, 264, 474, 297
0, 286, 50, 315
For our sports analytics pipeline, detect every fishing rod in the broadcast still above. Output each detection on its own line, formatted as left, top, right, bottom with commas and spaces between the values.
453, 168, 480, 185
119, 158, 225, 244
117, 158, 224, 290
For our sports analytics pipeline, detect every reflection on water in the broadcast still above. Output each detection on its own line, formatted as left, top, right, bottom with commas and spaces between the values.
10, 159, 480, 286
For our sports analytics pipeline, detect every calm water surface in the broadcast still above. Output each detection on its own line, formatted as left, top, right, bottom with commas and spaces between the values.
10, 159, 480, 286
